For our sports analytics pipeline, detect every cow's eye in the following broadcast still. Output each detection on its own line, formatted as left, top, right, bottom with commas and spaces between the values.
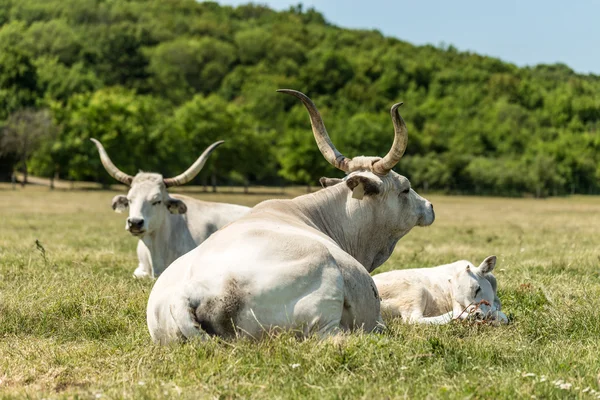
401, 188, 410, 194
152, 200, 162, 206
474, 287, 481, 296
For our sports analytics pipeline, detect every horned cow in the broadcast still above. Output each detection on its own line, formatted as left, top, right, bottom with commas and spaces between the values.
91, 139, 250, 278
147, 89, 435, 343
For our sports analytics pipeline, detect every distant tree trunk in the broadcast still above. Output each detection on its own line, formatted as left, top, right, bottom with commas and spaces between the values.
11, 172, 16, 190
70, 178, 75, 190
423, 181, 429, 194
306, 184, 311, 193
211, 170, 217, 193
21, 161, 27, 187
244, 177, 249, 194
50, 168, 59, 190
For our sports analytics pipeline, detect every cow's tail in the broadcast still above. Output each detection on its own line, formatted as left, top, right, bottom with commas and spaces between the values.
169, 293, 208, 341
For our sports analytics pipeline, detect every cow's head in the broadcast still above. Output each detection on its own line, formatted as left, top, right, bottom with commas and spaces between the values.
279, 89, 434, 261
91, 139, 223, 237
449, 255, 499, 320
319, 163, 435, 233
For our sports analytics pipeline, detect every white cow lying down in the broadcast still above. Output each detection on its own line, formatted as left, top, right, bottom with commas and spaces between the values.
147, 89, 435, 343
373, 256, 508, 325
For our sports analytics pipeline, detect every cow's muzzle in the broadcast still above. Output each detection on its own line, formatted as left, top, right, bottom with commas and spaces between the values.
419, 202, 435, 227
127, 217, 145, 235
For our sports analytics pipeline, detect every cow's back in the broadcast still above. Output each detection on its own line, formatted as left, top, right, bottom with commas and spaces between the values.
171, 194, 250, 246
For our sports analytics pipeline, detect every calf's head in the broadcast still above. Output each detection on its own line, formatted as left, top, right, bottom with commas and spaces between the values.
91, 139, 223, 237
279, 89, 434, 242
449, 255, 499, 319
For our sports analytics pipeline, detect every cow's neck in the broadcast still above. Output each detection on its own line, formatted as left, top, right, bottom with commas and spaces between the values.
142, 214, 174, 276
293, 185, 399, 273
437, 279, 455, 312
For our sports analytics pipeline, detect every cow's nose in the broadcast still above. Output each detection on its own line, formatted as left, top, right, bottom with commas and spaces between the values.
469, 308, 485, 320
426, 202, 435, 222
127, 218, 144, 230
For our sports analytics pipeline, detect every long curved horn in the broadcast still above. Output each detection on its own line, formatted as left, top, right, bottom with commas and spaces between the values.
372, 102, 408, 176
163, 140, 224, 187
277, 89, 350, 172
90, 138, 134, 185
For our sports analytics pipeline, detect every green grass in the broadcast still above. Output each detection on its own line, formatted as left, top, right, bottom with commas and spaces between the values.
1, 184, 600, 399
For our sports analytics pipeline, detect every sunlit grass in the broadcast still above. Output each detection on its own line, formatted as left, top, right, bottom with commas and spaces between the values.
1, 185, 599, 398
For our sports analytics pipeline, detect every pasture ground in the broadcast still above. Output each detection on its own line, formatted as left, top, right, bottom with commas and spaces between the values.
1, 184, 599, 399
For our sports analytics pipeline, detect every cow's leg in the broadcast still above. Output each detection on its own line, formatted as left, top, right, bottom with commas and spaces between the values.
488, 310, 509, 325
316, 317, 344, 337
409, 311, 454, 325
231, 258, 347, 339
338, 262, 384, 333
134, 240, 153, 279
133, 263, 151, 278
291, 279, 345, 338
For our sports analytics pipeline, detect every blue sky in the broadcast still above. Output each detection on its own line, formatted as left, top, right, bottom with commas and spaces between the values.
216, 0, 599, 75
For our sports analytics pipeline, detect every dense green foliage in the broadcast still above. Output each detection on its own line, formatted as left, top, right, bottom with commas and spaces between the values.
0, 0, 599, 195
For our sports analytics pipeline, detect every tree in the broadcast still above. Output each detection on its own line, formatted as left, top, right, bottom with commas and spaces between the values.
0, 109, 57, 186
0, 22, 40, 118
0, 0, 599, 195
147, 37, 237, 103
46, 87, 170, 183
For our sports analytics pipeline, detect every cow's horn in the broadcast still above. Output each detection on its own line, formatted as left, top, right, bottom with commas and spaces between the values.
163, 140, 224, 187
90, 138, 134, 186
372, 102, 408, 176
277, 89, 350, 172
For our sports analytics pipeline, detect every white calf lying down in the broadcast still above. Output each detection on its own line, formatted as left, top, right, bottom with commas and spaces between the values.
373, 256, 508, 325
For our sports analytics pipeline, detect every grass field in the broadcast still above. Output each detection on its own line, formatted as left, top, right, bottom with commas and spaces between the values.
1, 184, 599, 399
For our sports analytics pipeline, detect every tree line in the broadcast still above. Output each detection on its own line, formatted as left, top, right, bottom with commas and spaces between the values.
0, 0, 599, 196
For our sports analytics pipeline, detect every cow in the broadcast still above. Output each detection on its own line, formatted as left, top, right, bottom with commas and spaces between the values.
373, 256, 508, 325
91, 139, 250, 278
146, 89, 435, 344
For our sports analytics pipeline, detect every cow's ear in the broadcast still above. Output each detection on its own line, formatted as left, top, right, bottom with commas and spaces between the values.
111, 195, 129, 213
319, 177, 343, 188
485, 273, 498, 294
346, 175, 380, 200
166, 198, 187, 214
478, 255, 497, 274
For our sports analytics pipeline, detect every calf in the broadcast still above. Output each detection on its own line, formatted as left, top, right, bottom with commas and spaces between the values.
373, 256, 508, 324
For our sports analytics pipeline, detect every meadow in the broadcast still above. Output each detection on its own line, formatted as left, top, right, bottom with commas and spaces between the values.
1, 184, 599, 399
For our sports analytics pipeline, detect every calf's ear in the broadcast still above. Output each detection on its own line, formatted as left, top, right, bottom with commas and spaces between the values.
166, 198, 187, 214
111, 195, 129, 213
346, 175, 380, 200
319, 177, 344, 188
478, 255, 497, 274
